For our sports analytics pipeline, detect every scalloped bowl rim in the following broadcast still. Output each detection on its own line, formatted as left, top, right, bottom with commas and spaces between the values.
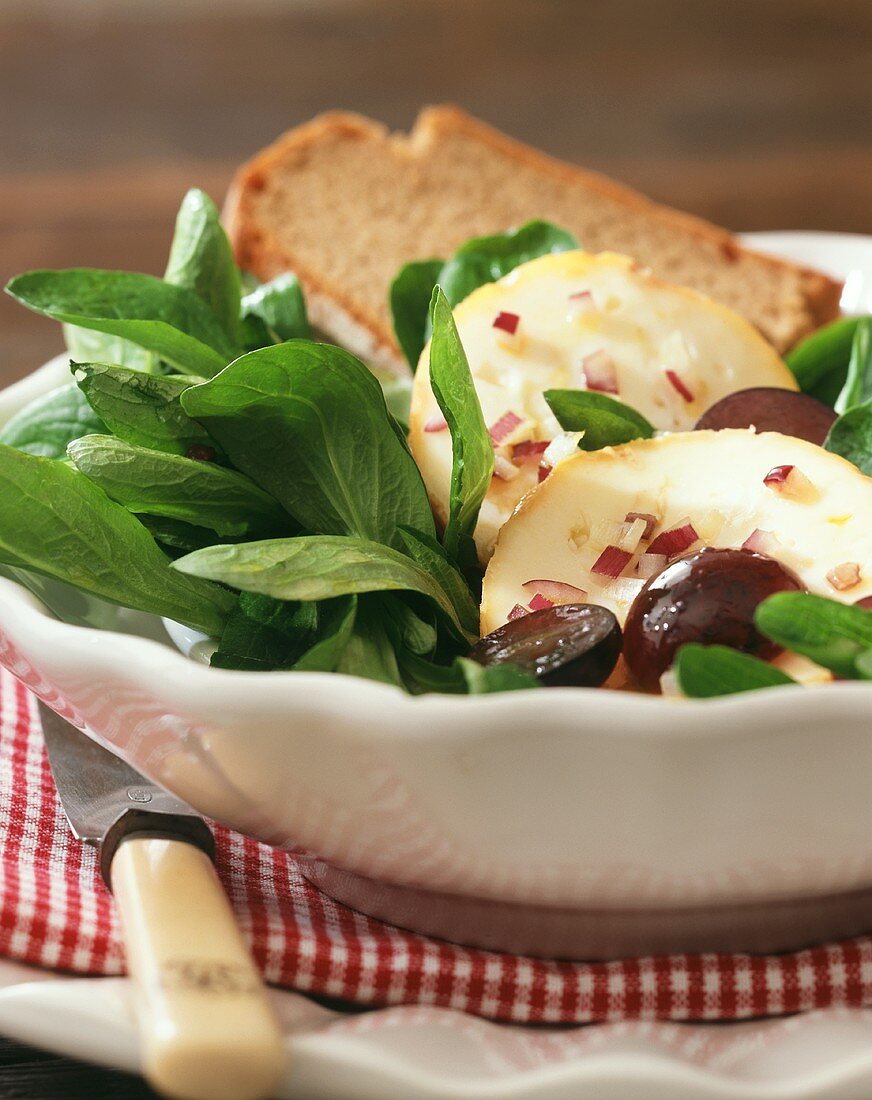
3, 570, 872, 744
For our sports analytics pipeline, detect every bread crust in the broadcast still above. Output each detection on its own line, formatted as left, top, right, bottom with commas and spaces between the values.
225, 106, 842, 367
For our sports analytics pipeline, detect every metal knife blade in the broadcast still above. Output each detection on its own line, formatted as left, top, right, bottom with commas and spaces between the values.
38, 701, 199, 844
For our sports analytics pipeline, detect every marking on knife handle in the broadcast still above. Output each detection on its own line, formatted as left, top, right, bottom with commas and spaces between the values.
160, 959, 259, 996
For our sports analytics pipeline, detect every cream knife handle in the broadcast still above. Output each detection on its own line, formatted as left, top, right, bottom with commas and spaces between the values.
110, 835, 284, 1100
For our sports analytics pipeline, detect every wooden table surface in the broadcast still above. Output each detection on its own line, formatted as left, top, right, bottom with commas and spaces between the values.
0, 0, 871, 1093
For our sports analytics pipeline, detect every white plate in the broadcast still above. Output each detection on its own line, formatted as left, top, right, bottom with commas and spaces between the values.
2, 232, 872, 1097
3, 958, 872, 1099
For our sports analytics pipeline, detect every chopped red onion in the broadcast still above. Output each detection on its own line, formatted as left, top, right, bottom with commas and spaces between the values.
567, 290, 595, 318
607, 577, 646, 604
424, 413, 448, 432
624, 511, 658, 540
591, 545, 633, 579
512, 440, 550, 461
489, 410, 524, 445
742, 528, 783, 558
647, 518, 699, 558
507, 603, 529, 621
522, 579, 588, 605
763, 464, 814, 498
537, 464, 551, 483
492, 453, 520, 481
527, 592, 555, 612
635, 552, 668, 579
493, 311, 520, 336
581, 350, 618, 394
618, 517, 649, 554
827, 562, 861, 592
665, 369, 694, 403
763, 464, 793, 487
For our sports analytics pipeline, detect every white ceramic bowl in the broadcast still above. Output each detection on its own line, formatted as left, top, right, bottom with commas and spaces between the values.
2, 233, 871, 960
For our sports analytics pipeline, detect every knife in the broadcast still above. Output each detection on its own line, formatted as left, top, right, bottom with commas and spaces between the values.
37, 702, 284, 1100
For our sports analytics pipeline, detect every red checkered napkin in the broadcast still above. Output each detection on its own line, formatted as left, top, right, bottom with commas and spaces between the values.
3, 666, 872, 1024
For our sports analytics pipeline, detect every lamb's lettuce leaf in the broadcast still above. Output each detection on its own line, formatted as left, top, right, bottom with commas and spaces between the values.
6, 269, 235, 376
240, 274, 310, 347
173, 534, 477, 646
67, 435, 289, 538
0, 442, 233, 635
73, 363, 214, 456
180, 341, 435, 550
0, 383, 106, 458
164, 188, 241, 344
756, 591, 872, 679
544, 389, 654, 450
390, 221, 579, 369
428, 287, 493, 580
674, 644, 796, 698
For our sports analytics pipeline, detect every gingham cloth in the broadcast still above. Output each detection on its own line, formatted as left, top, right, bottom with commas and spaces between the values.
3, 666, 872, 1024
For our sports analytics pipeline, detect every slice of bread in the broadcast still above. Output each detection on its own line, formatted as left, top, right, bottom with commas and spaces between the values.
226, 106, 842, 371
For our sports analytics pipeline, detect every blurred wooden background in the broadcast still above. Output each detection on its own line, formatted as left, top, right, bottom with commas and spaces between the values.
2, 0, 871, 386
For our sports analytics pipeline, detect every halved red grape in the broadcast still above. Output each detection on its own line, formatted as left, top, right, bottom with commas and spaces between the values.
695, 388, 836, 446
470, 603, 622, 688
623, 548, 803, 691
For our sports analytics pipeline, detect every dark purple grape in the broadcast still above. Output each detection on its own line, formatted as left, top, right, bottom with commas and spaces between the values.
623, 548, 803, 692
695, 388, 836, 446
470, 603, 622, 688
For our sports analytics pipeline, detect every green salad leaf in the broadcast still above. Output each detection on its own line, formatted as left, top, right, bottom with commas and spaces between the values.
397, 526, 479, 639
855, 649, 872, 681
181, 341, 435, 550
428, 287, 494, 579
164, 189, 241, 344
293, 596, 359, 672
211, 592, 321, 671
674, 644, 796, 698
67, 435, 289, 538
240, 274, 310, 347
785, 316, 859, 406
0, 564, 122, 631
439, 220, 579, 308
544, 389, 654, 450
390, 222, 579, 369
835, 318, 872, 414
0, 443, 233, 634
139, 516, 224, 555
824, 399, 872, 476
370, 365, 413, 431
397, 649, 538, 695
382, 594, 438, 657
73, 363, 214, 456
6, 269, 235, 377
63, 322, 156, 374
0, 383, 106, 458
389, 259, 444, 368
334, 597, 402, 685
173, 535, 477, 646
755, 591, 872, 679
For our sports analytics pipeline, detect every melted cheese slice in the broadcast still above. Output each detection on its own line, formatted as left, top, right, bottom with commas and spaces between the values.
480, 431, 872, 665
409, 251, 797, 561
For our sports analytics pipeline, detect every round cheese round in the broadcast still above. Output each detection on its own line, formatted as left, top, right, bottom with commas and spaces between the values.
409, 251, 798, 562
480, 430, 872, 646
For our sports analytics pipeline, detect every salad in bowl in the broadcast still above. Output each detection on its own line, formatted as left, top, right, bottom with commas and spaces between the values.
0, 191, 869, 701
